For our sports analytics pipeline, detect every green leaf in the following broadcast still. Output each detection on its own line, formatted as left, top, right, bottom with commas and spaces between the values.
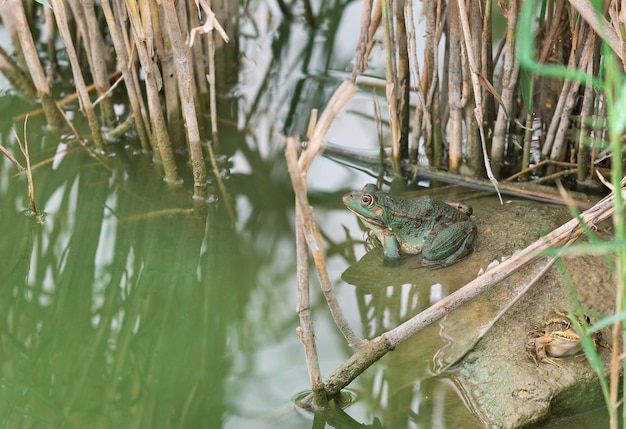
519, 68, 534, 114
35, 0, 52, 8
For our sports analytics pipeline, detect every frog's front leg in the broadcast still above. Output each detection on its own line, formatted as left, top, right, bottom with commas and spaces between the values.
380, 228, 402, 261
422, 221, 477, 267
530, 336, 561, 367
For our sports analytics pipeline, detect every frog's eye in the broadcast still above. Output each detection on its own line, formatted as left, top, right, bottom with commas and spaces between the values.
584, 315, 591, 324
360, 194, 375, 208
560, 319, 570, 329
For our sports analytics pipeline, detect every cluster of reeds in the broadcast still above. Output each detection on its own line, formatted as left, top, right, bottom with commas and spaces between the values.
0, 0, 235, 201
360, 0, 622, 191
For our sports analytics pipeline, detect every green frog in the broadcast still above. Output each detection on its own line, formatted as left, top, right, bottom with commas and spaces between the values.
342, 184, 477, 267
526, 311, 610, 366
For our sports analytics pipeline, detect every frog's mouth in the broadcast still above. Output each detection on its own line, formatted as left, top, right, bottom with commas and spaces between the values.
346, 208, 386, 229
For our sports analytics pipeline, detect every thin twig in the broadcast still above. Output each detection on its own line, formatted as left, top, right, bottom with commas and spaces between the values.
298, 80, 357, 171
187, 0, 229, 46
287, 139, 365, 348
17, 118, 37, 217
2, 116, 43, 222
286, 80, 361, 401
285, 139, 325, 406
0, 143, 25, 172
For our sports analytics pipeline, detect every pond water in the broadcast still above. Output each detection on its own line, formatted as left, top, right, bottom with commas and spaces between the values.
0, 129, 486, 428
0, 1, 610, 428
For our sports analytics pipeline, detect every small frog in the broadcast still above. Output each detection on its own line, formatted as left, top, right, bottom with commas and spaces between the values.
526, 310, 610, 367
342, 184, 477, 267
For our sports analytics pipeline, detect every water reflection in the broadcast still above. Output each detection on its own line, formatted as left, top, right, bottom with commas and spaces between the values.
1, 133, 256, 426
333, 246, 484, 428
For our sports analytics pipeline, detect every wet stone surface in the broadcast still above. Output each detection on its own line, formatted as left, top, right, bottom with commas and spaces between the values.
440, 196, 614, 428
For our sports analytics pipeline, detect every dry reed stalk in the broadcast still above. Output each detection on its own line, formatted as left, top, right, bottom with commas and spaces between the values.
455, 0, 501, 200
299, 187, 618, 406
546, 28, 594, 167
0, 0, 62, 128
464, 0, 486, 173
576, 57, 596, 183
490, 0, 520, 178
68, 0, 116, 127
381, 0, 402, 174
405, 1, 431, 162
287, 82, 362, 404
201, 30, 236, 223
423, 0, 444, 167
117, 5, 152, 145
480, 0, 494, 122
0, 45, 37, 99
351, 0, 373, 80
191, 0, 226, 153
178, 0, 206, 143
462, 52, 479, 174
285, 139, 325, 406
541, 77, 573, 159
367, 1, 383, 60
43, 5, 57, 79
447, 0, 463, 172
182, 0, 236, 223
542, 18, 584, 161
49, 0, 105, 152
161, 0, 208, 199
533, 2, 565, 131
153, 1, 186, 150
521, 110, 534, 175
570, 0, 623, 64
298, 84, 361, 346
100, 0, 151, 151
187, 2, 209, 118
124, 0, 180, 183
394, 0, 410, 157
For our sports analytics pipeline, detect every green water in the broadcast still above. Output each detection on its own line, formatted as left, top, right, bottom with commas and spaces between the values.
0, 83, 480, 429
0, 134, 480, 429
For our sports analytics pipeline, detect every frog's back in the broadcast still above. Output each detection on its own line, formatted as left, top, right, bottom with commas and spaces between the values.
402, 195, 470, 221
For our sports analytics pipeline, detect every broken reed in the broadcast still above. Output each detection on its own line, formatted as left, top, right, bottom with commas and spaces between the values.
0, 0, 234, 201
359, 0, 619, 186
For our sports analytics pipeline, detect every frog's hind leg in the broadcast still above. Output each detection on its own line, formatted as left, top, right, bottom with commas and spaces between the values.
422, 222, 477, 267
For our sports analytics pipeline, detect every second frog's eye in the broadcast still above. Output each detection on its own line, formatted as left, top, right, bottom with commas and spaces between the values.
360, 194, 375, 208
